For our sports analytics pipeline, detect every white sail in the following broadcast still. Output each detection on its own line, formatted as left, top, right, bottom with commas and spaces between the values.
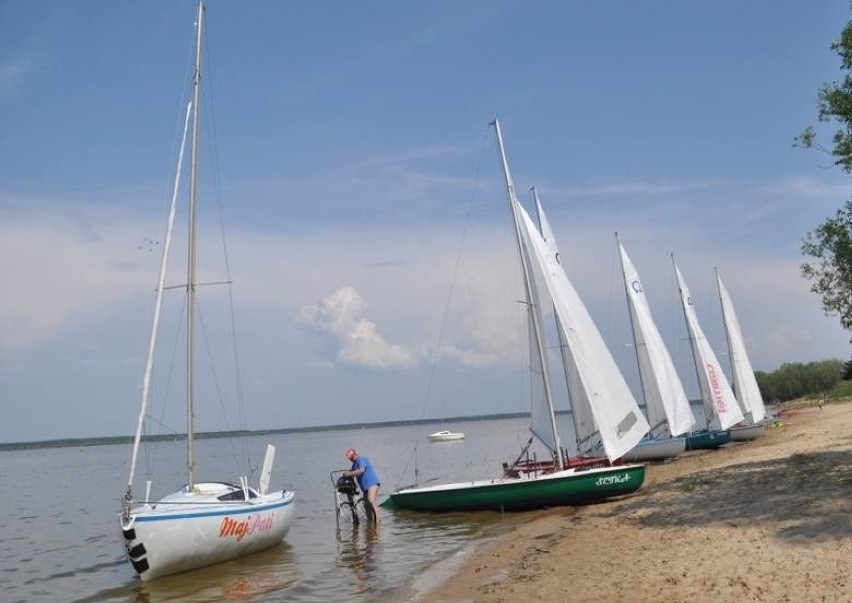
525, 247, 559, 453
534, 193, 599, 455
618, 239, 695, 437
673, 262, 744, 430
517, 204, 649, 461
717, 271, 766, 424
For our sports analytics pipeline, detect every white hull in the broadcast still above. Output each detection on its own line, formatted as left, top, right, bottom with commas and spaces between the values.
428, 430, 465, 442
122, 484, 295, 581
622, 436, 685, 461
730, 423, 765, 441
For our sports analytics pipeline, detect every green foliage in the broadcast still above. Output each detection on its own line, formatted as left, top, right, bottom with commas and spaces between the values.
799, 15, 852, 341
755, 359, 844, 402
801, 201, 852, 337
796, 19, 852, 173
827, 378, 852, 398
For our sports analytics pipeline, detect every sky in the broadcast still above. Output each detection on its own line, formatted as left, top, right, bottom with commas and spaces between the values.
2, 1, 852, 443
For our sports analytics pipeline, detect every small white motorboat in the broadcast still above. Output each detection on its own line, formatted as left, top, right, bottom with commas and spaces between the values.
428, 430, 465, 442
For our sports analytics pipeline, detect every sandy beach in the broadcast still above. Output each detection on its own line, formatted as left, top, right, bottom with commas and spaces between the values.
425, 401, 852, 603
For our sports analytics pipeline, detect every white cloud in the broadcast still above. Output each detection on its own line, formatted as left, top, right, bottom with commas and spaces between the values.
2, 184, 849, 442
760, 176, 852, 200
299, 286, 416, 369
553, 179, 719, 198
0, 204, 157, 361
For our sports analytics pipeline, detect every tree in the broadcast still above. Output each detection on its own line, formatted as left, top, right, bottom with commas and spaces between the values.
797, 15, 852, 340
800, 206, 852, 335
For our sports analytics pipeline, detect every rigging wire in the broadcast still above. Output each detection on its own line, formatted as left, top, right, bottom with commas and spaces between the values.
392, 126, 492, 489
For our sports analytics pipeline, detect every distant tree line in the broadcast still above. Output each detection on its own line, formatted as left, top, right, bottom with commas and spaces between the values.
754, 359, 844, 402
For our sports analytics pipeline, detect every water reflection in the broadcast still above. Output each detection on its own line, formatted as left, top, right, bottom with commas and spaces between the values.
127, 543, 300, 603
336, 523, 380, 596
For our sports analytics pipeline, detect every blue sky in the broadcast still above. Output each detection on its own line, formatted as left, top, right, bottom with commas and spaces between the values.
2, 1, 851, 443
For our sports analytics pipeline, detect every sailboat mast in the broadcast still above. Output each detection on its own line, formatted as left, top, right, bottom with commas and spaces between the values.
491, 120, 564, 470
186, 1, 204, 489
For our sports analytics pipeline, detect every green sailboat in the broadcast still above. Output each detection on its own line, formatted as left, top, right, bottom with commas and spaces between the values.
383, 120, 648, 513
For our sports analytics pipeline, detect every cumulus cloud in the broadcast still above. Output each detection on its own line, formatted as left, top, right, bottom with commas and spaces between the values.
299, 286, 416, 369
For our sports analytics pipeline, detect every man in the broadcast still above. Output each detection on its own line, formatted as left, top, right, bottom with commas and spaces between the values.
343, 448, 381, 524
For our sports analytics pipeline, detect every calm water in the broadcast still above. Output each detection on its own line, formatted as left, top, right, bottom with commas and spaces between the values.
0, 416, 550, 603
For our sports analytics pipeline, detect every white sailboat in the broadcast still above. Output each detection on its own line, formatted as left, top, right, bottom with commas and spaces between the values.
516, 198, 651, 463
382, 120, 647, 512
716, 269, 766, 441
119, 2, 295, 581
672, 258, 743, 450
617, 236, 694, 461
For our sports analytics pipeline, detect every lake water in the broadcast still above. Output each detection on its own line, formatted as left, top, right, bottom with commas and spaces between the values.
0, 416, 554, 603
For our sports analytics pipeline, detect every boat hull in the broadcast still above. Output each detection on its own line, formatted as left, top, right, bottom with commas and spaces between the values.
382, 464, 645, 512
685, 429, 731, 450
730, 423, 765, 441
428, 431, 465, 442
622, 436, 685, 461
121, 489, 295, 581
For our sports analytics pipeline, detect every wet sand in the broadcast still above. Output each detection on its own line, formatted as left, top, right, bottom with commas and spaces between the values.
425, 401, 852, 603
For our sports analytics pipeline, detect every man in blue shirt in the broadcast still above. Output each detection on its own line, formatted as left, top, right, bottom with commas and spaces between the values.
344, 448, 381, 524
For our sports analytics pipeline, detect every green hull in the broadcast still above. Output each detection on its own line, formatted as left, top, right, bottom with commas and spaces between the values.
685, 429, 731, 450
381, 464, 645, 513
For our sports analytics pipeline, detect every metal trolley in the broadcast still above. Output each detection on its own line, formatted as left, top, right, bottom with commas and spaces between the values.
330, 469, 367, 529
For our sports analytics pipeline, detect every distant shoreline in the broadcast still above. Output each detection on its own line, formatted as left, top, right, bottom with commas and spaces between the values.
0, 411, 548, 451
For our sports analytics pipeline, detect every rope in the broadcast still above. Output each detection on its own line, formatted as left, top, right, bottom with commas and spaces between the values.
391, 127, 492, 489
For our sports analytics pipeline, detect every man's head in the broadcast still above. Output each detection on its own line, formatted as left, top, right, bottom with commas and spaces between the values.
345, 448, 358, 462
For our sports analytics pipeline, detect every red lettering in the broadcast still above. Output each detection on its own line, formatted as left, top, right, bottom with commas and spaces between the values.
706, 363, 727, 413
219, 513, 275, 541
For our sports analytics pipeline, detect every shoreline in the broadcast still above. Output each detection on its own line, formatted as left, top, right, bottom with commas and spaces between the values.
423, 401, 852, 602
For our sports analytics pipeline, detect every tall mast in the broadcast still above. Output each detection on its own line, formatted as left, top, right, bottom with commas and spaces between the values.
490, 120, 564, 470
186, 0, 204, 489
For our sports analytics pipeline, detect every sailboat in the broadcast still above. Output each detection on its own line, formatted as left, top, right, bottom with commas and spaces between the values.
672, 258, 744, 450
716, 269, 767, 441
119, 2, 295, 581
503, 189, 643, 472
381, 120, 647, 513
617, 235, 695, 461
